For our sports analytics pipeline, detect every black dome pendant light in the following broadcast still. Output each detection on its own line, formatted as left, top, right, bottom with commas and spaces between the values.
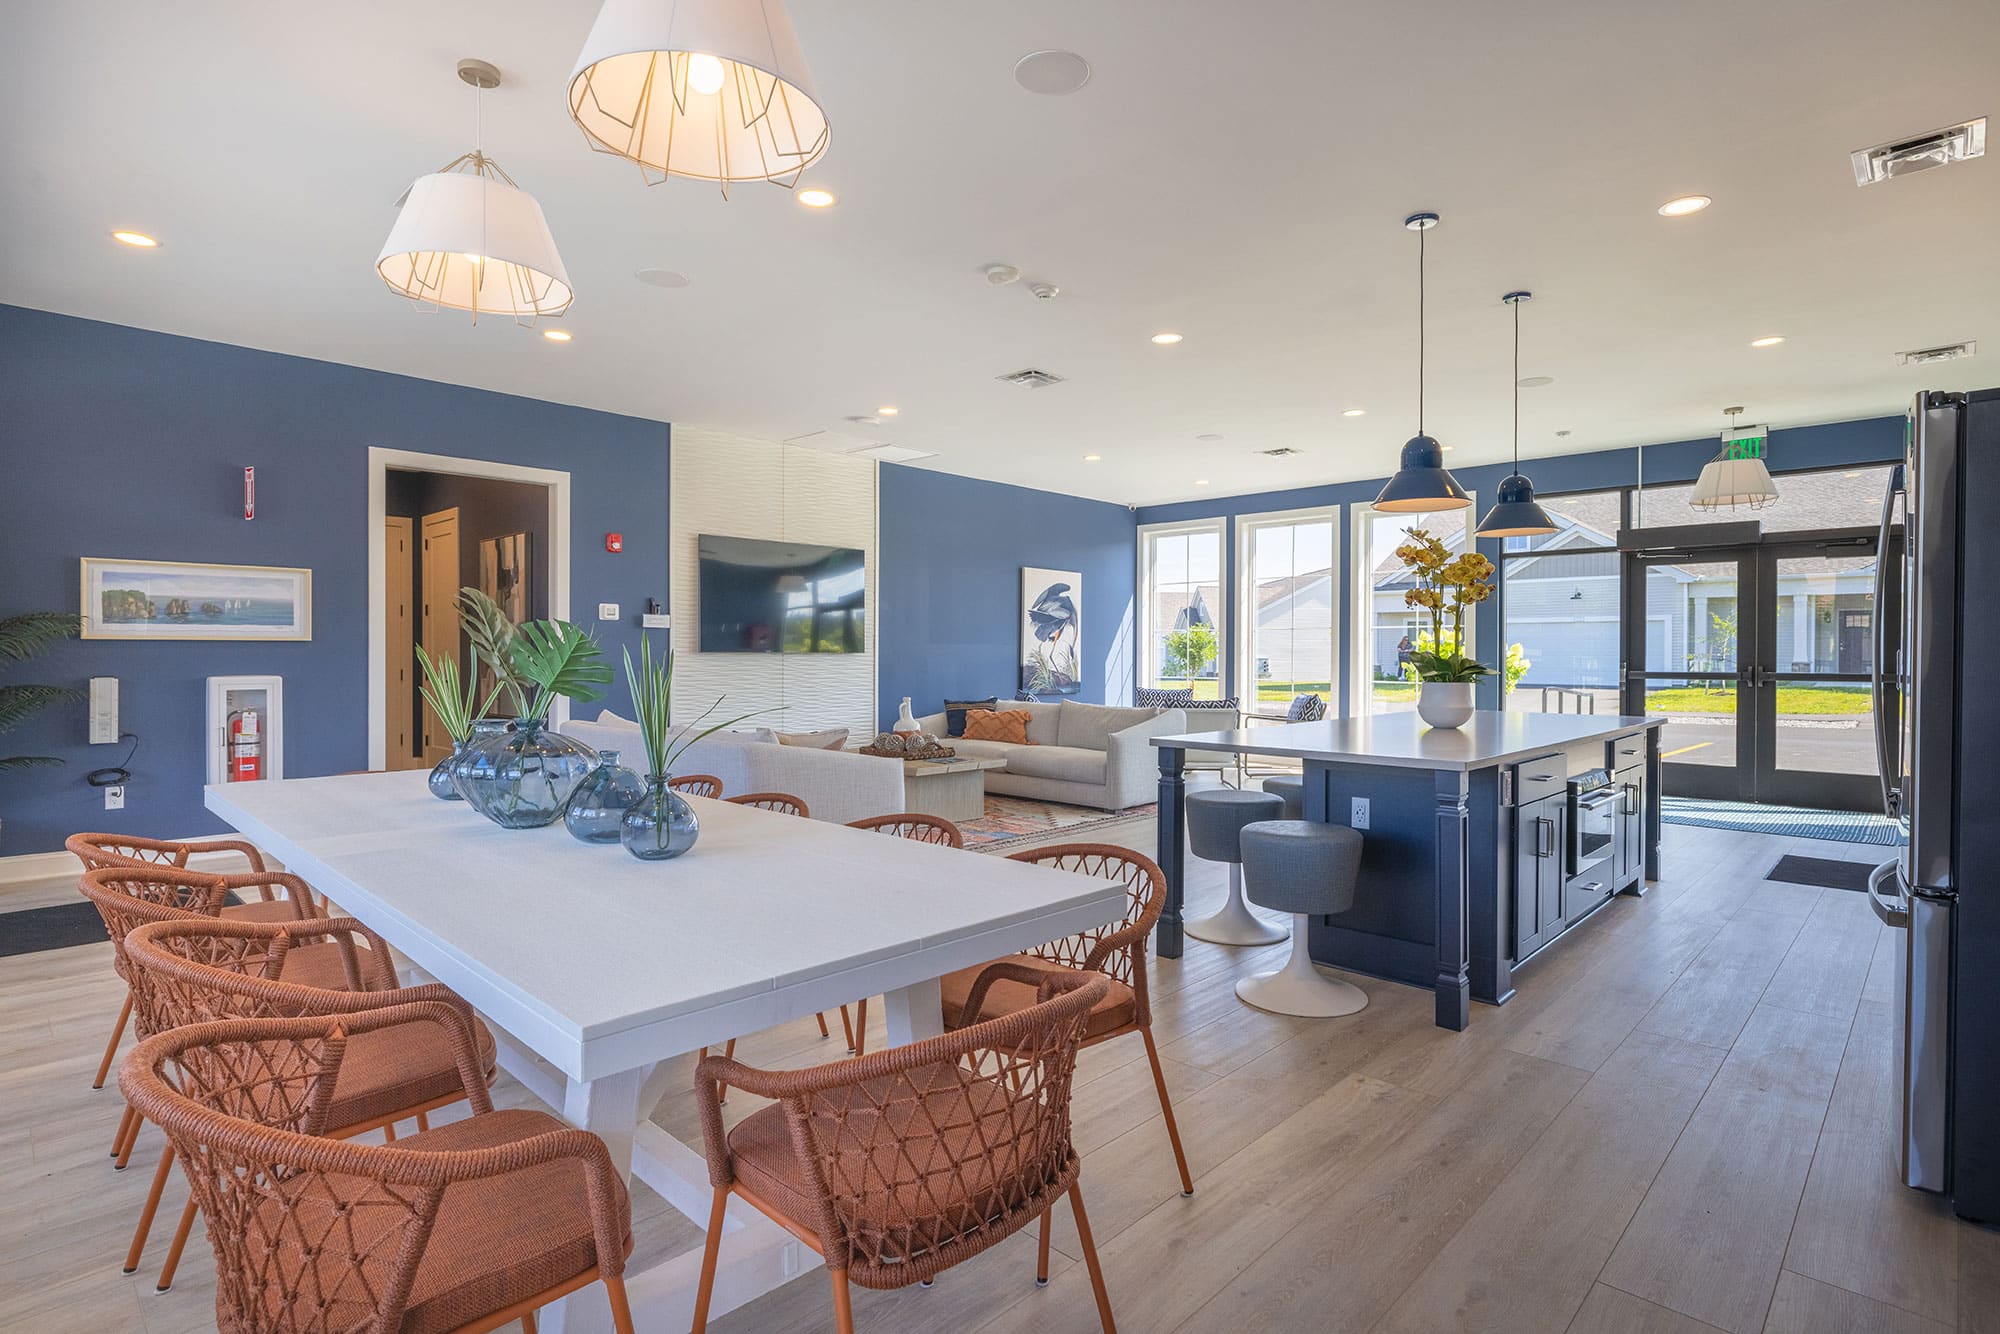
1475, 290, 1559, 537
1374, 212, 1471, 513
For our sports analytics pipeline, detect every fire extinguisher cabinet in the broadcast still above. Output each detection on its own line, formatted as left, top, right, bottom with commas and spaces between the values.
206, 675, 284, 785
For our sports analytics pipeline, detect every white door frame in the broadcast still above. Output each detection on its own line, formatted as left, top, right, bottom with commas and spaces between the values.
368, 448, 572, 772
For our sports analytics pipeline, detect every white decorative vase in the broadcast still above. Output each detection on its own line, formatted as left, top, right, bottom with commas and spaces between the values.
1417, 682, 1475, 729
892, 697, 920, 736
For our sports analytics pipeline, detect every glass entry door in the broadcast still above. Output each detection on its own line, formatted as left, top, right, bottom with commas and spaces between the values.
1624, 549, 1757, 801
1751, 539, 1883, 810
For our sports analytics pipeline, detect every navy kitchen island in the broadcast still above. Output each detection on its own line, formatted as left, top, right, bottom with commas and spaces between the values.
1152, 711, 1667, 1030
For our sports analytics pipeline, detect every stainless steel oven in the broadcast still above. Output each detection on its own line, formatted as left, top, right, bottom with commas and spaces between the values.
1569, 768, 1618, 886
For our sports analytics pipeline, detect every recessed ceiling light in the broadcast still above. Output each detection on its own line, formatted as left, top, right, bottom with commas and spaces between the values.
1014, 50, 1092, 96
1440, 446, 1455, 452
111, 230, 160, 248
1151, 332, 1183, 345
542, 329, 573, 343
634, 267, 690, 288
876, 405, 899, 416
1342, 408, 1366, 418
1658, 195, 1712, 217
1750, 335, 1787, 348
1517, 376, 1555, 388
797, 188, 836, 208
1194, 479, 1210, 486
1844, 471, 1863, 478
1083, 454, 1102, 462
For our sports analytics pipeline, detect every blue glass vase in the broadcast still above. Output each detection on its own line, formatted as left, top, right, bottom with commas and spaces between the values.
565, 750, 648, 844
428, 746, 466, 800
445, 719, 512, 802
456, 721, 599, 829
621, 774, 700, 860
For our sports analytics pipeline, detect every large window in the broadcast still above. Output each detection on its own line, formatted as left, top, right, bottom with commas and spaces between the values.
1352, 498, 1472, 714
1499, 489, 1623, 716
1239, 511, 1336, 717
1140, 522, 1224, 698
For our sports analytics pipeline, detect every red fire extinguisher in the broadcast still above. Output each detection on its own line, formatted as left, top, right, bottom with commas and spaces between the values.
228, 709, 262, 782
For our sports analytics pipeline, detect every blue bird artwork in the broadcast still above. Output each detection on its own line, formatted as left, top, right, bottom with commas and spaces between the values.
1021, 568, 1082, 696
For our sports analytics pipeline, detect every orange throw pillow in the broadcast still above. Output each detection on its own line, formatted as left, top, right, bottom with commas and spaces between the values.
963, 709, 1034, 744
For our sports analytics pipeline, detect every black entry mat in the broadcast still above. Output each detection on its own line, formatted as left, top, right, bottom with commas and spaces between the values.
1766, 855, 1876, 894
0, 900, 110, 956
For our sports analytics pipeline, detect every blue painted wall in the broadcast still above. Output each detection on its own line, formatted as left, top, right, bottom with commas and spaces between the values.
1134, 416, 1905, 714
876, 466, 1137, 725
0, 305, 669, 854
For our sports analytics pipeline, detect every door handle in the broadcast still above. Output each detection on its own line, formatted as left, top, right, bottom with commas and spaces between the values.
1867, 860, 1908, 928
1535, 816, 1555, 858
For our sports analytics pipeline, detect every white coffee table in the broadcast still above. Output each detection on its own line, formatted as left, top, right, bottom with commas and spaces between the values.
900, 755, 1007, 822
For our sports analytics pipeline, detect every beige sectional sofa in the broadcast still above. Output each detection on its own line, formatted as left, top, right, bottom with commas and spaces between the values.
914, 699, 1188, 811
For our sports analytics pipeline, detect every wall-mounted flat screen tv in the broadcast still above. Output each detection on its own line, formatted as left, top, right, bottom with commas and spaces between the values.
696, 535, 866, 654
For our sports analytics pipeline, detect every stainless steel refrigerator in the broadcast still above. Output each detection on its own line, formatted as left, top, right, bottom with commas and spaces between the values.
1872, 386, 2000, 1222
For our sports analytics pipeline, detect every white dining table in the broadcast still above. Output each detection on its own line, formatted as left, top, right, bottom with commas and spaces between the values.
205, 771, 1125, 1333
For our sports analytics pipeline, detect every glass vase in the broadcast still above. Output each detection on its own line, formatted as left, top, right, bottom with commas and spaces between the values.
428, 746, 467, 800
565, 749, 649, 844
621, 774, 700, 861
456, 721, 599, 829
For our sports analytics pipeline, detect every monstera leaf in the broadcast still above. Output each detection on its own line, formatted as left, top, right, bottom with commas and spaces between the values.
510, 619, 612, 725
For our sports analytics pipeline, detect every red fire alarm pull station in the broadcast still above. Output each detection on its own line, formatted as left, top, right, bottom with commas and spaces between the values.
244, 466, 256, 521
605, 532, 623, 553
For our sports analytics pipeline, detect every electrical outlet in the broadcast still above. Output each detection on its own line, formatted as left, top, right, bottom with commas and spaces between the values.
597, 602, 619, 621
1350, 796, 1369, 830
105, 784, 126, 811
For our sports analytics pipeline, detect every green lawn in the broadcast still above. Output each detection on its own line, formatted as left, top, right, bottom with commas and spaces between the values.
1644, 684, 1870, 715
1155, 679, 1340, 705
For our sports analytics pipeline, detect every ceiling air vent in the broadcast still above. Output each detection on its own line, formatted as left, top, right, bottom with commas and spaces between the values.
996, 368, 1065, 389
1258, 447, 1303, 457
1851, 117, 1985, 186
1897, 341, 1977, 366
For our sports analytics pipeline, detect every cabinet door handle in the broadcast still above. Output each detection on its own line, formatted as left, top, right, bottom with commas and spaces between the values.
1536, 816, 1555, 858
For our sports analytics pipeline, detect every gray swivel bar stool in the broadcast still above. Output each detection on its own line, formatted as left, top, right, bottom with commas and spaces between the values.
1235, 820, 1368, 1016
1184, 788, 1289, 946
1261, 776, 1303, 819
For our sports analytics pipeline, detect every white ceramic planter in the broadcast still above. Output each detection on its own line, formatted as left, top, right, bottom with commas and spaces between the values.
1417, 682, 1475, 729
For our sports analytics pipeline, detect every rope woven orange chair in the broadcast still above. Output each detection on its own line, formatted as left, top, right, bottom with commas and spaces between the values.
117, 913, 501, 1290
67, 832, 323, 1091
725, 791, 810, 816
690, 969, 1117, 1333
834, 813, 968, 1057
667, 774, 724, 798
940, 844, 1195, 1198
119, 1005, 636, 1334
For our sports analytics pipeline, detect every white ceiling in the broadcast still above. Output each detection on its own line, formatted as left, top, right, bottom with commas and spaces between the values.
4, 1, 1996, 508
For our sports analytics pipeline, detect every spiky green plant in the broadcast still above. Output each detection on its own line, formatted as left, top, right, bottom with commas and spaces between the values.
1, 612, 82, 771
622, 635, 767, 778
456, 586, 529, 716
414, 643, 502, 746
510, 619, 613, 727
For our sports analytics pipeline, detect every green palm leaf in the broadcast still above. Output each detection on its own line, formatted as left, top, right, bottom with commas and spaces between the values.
0, 755, 63, 771
0, 612, 81, 663
511, 619, 612, 724
0, 683, 80, 735
456, 587, 528, 715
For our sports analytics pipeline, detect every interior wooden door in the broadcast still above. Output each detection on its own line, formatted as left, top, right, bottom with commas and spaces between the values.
419, 508, 461, 764
384, 515, 419, 770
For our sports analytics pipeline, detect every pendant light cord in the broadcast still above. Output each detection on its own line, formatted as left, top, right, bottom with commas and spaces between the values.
1417, 223, 1426, 435
1511, 296, 1521, 473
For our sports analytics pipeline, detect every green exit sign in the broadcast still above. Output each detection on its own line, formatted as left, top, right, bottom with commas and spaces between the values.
1722, 426, 1768, 460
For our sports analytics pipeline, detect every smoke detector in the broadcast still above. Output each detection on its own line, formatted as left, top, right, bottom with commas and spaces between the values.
997, 368, 1065, 388
1258, 447, 1303, 457
1897, 341, 1977, 366
982, 263, 1021, 286
1852, 117, 1986, 185
1028, 281, 1060, 300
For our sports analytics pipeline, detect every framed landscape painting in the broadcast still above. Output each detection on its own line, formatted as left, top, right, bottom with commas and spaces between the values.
1020, 567, 1082, 696
81, 558, 313, 641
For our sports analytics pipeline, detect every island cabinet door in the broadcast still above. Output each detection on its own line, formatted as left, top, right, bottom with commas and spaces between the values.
1615, 763, 1646, 885
1514, 792, 1567, 960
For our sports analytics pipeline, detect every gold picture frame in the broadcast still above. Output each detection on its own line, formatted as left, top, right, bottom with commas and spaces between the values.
80, 558, 313, 641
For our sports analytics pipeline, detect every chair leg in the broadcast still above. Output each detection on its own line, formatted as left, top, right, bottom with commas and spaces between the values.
156, 1195, 199, 1290
94, 993, 132, 1090
719, 1037, 737, 1104
1140, 1026, 1194, 1196
382, 1120, 397, 1142
838, 1004, 856, 1052
110, 1104, 139, 1160
852, 999, 868, 1058
816, 1010, 831, 1039
1069, 1184, 1117, 1333
123, 1143, 175, 1273
115, 1110, 141, 1169
415, 1109, 430, 1133
829, 1268, 855, 1334
604, 1274, 636, 1334
520, 1314, 536, 1334
690, 1187, 728, 1333
1036, 1207, 1053, 1286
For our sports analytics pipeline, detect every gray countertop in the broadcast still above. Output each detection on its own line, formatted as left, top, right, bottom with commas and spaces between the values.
1151, 710, 1665, 772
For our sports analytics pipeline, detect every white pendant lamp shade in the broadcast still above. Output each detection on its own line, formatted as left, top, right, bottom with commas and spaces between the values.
568, 0, 830, 191
377, 156, 574, 321
1689, 455, 1780, 511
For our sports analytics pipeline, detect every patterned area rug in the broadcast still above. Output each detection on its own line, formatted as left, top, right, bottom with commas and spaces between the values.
959, 795, 1157, 852
1661, 796, 1903, 846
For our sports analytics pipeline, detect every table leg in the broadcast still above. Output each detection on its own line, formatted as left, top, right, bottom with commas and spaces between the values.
1433, 769, 1471, 1031
882, 976, 944, 1045
1156, 746, 1187, 958
541, 1066, 653, 1334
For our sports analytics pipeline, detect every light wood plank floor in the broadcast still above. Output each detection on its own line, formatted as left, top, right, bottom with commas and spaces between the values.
5, 816, 1996, 1333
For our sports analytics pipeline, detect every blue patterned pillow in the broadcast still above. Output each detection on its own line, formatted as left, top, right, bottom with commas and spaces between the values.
943, 697, 999, 737
1184, 696, 1240, 711
1136, 686, 1195, 708
1286, 693, 1327, 722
